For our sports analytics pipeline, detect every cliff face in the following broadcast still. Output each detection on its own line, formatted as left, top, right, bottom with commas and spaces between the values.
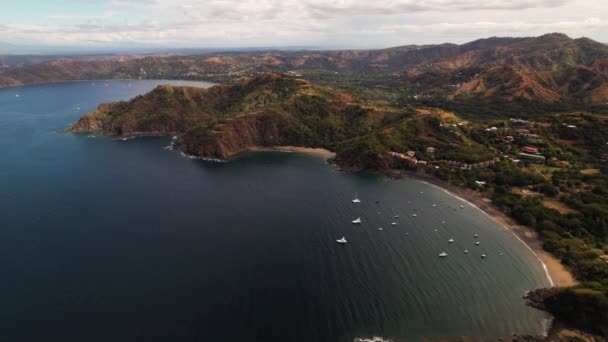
176, 110, 292, 159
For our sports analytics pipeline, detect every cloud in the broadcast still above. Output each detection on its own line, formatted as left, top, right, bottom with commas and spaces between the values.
0, 0, 606, 48
306, 0, 568, 17
381, 17, 608, 35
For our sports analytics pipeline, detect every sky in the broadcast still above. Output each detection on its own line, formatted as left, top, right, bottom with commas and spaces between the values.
0, 0, 607, 51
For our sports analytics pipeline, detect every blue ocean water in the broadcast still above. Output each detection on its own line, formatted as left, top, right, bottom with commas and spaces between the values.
0, 80, 550, 341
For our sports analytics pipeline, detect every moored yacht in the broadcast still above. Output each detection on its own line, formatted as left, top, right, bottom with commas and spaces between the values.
336, 237, 347, 244
352, 217, 362, 224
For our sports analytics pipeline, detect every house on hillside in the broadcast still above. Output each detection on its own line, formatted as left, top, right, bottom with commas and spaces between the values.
522, 146, 540, 154
510, 118, 529, 126
518, 153, 546, 163
406, 150, 416, 157
426, 146, 436, 154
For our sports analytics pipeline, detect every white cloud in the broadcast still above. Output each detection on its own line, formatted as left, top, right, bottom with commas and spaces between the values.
1, 0, 607, 48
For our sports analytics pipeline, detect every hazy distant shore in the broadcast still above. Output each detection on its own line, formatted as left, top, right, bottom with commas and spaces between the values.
0, 78, 216, 91
396, 170, 577, 288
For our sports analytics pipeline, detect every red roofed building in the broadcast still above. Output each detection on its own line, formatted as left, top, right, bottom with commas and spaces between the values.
426, 146, 436, 153
407, 150, 416, 157
522, 146, 539, 154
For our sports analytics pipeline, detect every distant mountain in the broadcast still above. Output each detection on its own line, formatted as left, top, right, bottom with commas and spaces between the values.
3, 33, 608, 105
404, 33, 608, 104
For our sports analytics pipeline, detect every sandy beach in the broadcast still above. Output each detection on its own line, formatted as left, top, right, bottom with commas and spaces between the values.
397, 170, 577, 287
247, 146, 336, 160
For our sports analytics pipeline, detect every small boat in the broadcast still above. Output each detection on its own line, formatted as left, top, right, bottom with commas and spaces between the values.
499, 252, 504, 256
434, 229, 438, 232
352, 193, 361, 203
432, 204, 437, 207
336, 237, 347, 244
448, 238, 454, 243
441, 221, 446, 224
394, 215, 399, 218
460, 205, 465, 209
481, 254, 487, 258
474, 234, 479, 238
391, 222, 397, 226
377, 227, 383, 231
464, 250, 469, 253
412, 214, 417, 217
420, 191, 424, 194
405, 232, 409, 235
439, 252, 448, 257
352, 217, 362, 224
475, 241, 481, 246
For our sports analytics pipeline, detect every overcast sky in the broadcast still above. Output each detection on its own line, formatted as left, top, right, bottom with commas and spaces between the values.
1, 0, 607, 50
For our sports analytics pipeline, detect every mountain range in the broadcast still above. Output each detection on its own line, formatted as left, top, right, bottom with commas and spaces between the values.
2, 33, 608, 106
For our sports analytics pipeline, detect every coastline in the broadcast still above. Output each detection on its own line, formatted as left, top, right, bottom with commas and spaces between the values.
396, 170, 577, 288
246, 146, 336, 160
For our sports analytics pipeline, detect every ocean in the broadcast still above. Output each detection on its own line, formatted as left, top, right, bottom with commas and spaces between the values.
0, 80, 550, 341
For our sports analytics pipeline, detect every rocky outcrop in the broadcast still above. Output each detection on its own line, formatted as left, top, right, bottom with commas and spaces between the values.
0, 75, 21, 88
524, 287, 561, 311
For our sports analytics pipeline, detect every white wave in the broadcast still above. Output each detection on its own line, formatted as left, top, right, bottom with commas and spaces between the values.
179, 151, 226, 163
354, 337, 393, 342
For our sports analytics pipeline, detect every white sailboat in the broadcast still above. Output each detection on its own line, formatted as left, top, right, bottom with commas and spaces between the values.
352, 217, 362, 224
448, 238, 454, 243
391, 222, 397, 226
336, 237, 347, 244
475, 241, 481, 246
352, 193, 361, 203
439, 252, 448, 257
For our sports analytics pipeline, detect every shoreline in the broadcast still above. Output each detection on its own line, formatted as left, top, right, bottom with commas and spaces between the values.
246, 146, 337, 160
396, 170, 577, 288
